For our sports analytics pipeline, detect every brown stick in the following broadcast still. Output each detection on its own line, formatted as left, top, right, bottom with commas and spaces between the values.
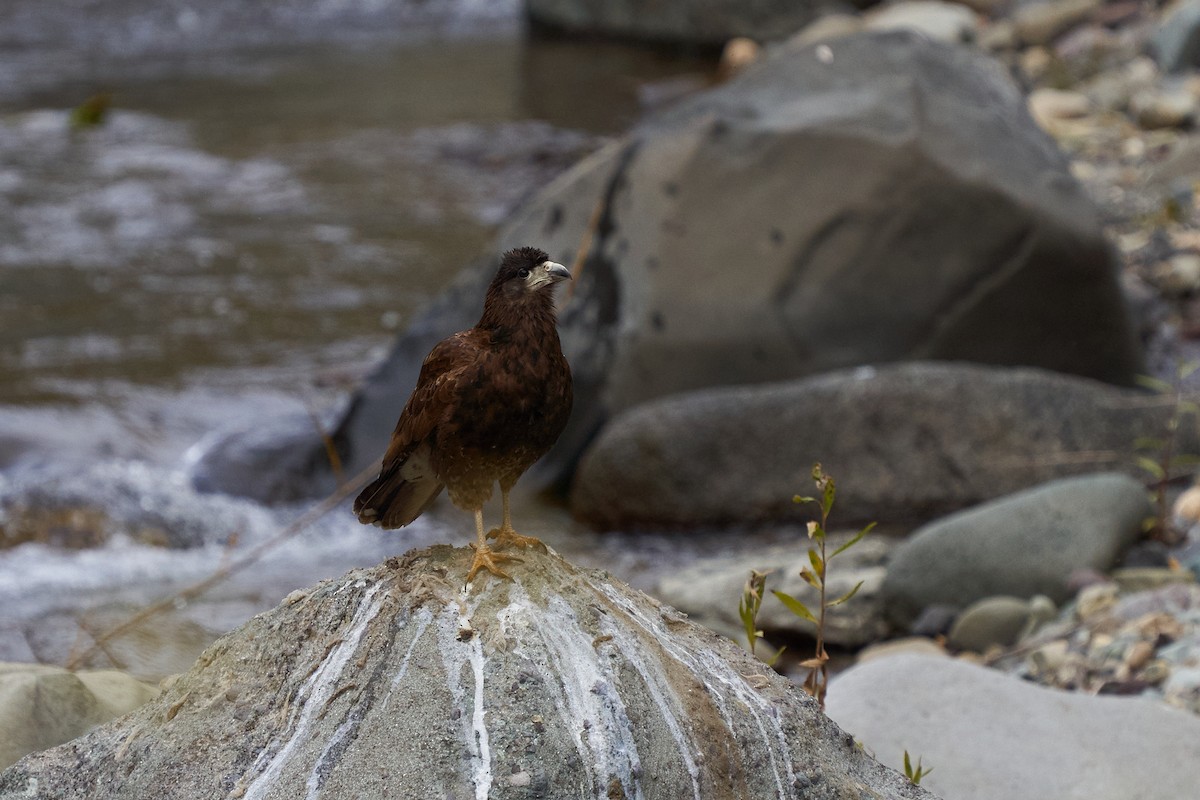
65, 463, 377, 670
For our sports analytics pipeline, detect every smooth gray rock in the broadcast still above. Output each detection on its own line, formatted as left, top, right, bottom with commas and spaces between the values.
656, 535, 895, 648
571, 362, 1176, 529
0, 547, 937, 800
880, 473, 1152, 627
196, 30, 1142, 504
0, 663, 158, 770
1151, 0, 1200, 73
525, 0, 849, 45
947, 595, 1056, 653
826, 653, 1200, 800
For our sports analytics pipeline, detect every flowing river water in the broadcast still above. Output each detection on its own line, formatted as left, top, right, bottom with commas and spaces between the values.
0, 9, 755, 677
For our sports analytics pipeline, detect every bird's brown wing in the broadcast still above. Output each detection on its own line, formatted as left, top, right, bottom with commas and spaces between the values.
353, 330, 485, 528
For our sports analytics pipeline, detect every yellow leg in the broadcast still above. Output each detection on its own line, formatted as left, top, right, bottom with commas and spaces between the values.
466, 508, 520, 583
486, 490, 547, 552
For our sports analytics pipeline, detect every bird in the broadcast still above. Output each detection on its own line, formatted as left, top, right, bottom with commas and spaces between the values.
353, 246, 573, 583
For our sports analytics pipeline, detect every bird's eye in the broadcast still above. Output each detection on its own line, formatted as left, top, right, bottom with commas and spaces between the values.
518, 267, 530, 279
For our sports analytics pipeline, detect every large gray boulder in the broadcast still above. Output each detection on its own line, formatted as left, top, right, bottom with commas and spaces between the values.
571, 362, 1176, 529
826, 653, 1200, 800
0, 547, 937, 800
193, 31, 1142, 502
525, 0, 854, 45
880, 473, 1151, 626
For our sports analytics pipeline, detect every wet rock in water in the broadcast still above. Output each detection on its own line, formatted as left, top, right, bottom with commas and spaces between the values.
571, 363, 1177, 529
0, 547, 937, 800
655, 534, 895, 648
0, 462, 264, 550
826, 653, 1200, 800
0, 663, 158, 771
880, 473, 1150, 626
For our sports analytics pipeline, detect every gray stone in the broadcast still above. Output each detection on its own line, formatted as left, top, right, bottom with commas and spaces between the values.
655, 534, 895, 648
199, 30, 1143, 504
571, 362, 1177, 529
1014, 0, 1102, 45
1151, 0, 1200, 73
525, 0, 848, 46
880, 473, 1152, 626
826, 653, 1200, 800
864, 1, 979, 43
947, 595, 1055, 653
0, 663, 157, 770
0, 547, 938, 800
1130, 85, 1197, 130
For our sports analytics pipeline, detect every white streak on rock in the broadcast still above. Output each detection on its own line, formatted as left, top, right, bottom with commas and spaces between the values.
436, 593, 492, 800
499, 582, 644, 800
591, 580, 796, 799
598, 614, 702, 800
243, 581, 383, 800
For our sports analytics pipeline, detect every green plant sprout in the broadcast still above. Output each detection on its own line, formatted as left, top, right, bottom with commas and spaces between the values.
774, 463, 874, 709
903, 750, 933, 785
740, 569, 786, 667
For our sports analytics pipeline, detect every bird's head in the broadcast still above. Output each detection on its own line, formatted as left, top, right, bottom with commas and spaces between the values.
490, 246, 571, 302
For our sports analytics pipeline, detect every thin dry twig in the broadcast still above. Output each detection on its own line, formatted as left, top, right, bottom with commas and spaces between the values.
65, 463, 376, 671
562, 193, 606, 305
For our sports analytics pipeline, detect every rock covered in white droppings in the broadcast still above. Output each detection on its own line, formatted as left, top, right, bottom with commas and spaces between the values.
0, 546, 936, 800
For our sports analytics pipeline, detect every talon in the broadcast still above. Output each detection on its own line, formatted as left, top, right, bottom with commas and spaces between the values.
466, 542, 522, 584
486, 526, 548, 552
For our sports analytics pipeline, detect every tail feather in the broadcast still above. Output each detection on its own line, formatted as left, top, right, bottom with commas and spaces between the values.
354, 472, 443, 528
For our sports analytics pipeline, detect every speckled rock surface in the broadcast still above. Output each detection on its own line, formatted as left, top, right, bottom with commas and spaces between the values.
0, 547, 936, 800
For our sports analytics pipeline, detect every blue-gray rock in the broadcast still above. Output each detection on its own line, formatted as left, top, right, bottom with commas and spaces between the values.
0, 547, 938, 800
880, 473, 1152, 626
826, 653, 1200, 800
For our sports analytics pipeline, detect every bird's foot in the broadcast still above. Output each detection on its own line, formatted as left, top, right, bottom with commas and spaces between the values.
466, 542, 522, 584
486, 525, 548, 553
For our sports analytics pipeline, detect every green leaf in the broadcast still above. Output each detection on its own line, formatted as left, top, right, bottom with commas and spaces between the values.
1136, 456, 1166, 479
765, 645, 787, 668
773, 590, 817, 623
808, 548, 825, 579
903, 751, 913, 778
1134, 436, 1167, 451
1172, 454, 1200, 467
1135, 374, 1173, 393
832, 521, 876, 557
794, 495, 815, 505
799, 567, 821, 589
829, 580, 865, 607
1180, 361, 1200, 380
822, 478, 836, 516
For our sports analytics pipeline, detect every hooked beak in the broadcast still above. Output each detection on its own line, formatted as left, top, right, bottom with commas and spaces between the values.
543, 261, 571, 282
